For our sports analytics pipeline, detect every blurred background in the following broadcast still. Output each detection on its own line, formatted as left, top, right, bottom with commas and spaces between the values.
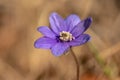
0, 0, 120, 80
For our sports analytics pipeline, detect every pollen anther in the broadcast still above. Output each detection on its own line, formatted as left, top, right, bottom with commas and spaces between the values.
59, 31, 75, 41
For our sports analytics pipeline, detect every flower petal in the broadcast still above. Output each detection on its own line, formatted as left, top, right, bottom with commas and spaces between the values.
37, 26, 56, 39
49, 12, 65, 34
51, 43, 70, 56
65, 14, 81, 31
83, 17, 92, 31
34, 37, 57, 49
71, 17, 92, 37
69, 34, 90, 46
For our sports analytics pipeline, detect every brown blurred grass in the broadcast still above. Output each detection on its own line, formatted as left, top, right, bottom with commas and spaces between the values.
0, 0, 120, 80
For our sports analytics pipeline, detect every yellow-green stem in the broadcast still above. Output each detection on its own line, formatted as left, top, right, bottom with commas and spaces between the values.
70, 48, 79, 80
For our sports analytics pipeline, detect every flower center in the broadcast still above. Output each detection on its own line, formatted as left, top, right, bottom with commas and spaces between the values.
59, 31, 75, 41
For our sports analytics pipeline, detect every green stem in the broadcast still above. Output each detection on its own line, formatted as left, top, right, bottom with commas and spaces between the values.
70, 48, 79, 80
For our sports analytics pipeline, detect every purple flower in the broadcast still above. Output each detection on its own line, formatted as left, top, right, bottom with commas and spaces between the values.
34, 12, 92, 56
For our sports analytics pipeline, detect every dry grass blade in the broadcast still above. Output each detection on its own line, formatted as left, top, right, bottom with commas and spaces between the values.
99, 42, 120, 60
0, 59, 24, 80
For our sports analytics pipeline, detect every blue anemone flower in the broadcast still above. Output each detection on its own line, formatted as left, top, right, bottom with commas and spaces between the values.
34, 12, 92, 56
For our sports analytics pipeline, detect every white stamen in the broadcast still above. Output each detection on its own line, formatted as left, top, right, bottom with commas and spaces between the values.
59, 31, 75, 41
